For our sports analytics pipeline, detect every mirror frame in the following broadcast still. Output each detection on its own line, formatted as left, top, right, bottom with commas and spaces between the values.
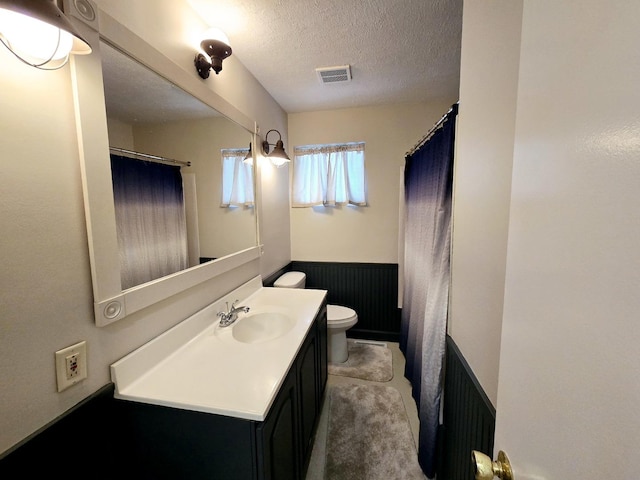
68, 5, 260, 326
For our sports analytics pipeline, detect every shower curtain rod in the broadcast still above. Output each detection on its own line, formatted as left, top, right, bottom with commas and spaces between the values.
405, 102, 459, 157
109, 147, 191, 168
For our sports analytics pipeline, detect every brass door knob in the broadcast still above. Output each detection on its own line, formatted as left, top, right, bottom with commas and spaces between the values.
472, 450, 514, 480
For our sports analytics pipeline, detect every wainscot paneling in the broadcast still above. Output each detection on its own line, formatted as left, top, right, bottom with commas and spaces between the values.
439, 335, 496, 480
287, 261, 401, 342
0, 384, 122, 478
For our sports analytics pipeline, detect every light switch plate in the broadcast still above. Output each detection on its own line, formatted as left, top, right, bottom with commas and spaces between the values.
55, 341, 87, 392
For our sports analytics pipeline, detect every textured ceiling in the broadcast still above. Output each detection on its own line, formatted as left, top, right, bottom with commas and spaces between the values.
189, 0, 463, 113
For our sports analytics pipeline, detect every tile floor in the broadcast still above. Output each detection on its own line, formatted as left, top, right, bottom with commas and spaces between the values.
304, 341, 420, 479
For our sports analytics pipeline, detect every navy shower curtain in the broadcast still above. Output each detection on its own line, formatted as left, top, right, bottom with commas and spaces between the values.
110, 155, 188, 289
401, 105, 457, 478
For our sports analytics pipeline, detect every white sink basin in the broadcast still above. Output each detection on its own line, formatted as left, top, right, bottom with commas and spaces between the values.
231, 312, 296, 344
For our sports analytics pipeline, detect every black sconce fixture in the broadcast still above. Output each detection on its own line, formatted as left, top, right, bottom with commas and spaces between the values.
194, 27, 232, 79
243, 143, 253, 165
0, 0, 92, 69
262, 129, 291, 167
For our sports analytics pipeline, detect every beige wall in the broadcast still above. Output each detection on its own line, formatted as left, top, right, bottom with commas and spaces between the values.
257, 155, 292, 275
448, 1, 524, 406
106, 117, 134, 149
0, 48, 95, 455
288, 102, 456, 263
0, 0, 288, 455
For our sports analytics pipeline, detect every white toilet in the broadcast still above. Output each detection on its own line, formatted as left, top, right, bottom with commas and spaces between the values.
273, 271, 358, 363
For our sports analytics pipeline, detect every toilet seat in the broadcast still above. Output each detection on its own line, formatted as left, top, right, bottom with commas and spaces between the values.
327, 305, 358, 329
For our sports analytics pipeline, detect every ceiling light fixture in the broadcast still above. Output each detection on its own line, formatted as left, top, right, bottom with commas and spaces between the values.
194, 27, 232, 78
0, 0, 91, 70
262, 129, 291, 167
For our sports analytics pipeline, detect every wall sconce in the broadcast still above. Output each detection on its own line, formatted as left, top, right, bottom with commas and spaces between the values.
0, 0, 91, 70
262, 129, 291, 167
194, 27, 232, 79
243, 143, 253, 165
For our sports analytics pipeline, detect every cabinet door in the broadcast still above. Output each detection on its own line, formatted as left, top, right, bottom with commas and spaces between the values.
257, 367, 299, 480
297, 328, 318, 468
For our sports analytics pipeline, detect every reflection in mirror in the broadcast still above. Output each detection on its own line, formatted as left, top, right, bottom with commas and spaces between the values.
100, 41, 256, 290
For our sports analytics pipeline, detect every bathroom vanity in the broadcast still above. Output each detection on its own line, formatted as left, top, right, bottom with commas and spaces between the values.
110, 277, 328, 479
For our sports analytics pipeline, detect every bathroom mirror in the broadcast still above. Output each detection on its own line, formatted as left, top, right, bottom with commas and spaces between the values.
69, 7, 261, 326
101, 41, 256, 286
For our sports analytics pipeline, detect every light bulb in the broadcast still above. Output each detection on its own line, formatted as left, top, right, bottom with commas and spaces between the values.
270, 157, 289, 167
0, 8, 73, 63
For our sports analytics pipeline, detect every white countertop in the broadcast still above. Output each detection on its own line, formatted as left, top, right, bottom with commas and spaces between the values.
110, 276, 327, 421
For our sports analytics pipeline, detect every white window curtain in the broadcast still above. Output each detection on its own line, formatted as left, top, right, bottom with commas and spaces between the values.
221, 148, 254, 207
292, 142, 367, 207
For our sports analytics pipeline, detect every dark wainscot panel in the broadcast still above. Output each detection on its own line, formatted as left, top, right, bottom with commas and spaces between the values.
0, 384, 121, 479
285, 261, 401, 342
439, 335, 496, 480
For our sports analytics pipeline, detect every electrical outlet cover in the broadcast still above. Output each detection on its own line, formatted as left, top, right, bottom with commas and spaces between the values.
55, 341, 87, 392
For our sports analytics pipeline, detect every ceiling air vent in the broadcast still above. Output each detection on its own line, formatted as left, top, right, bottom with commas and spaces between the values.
316, 65, 352, 84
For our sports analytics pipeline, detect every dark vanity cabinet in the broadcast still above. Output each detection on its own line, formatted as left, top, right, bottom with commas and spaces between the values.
257, 365, 299, 480
118, 302, 328, 479
253, 301, 328, 479
296, 320, 321, 471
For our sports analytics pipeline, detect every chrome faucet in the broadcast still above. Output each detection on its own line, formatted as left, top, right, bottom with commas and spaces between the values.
217, 300, 250, 327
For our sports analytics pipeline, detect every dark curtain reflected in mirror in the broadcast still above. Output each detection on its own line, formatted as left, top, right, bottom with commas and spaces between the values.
111, 155, 188, 289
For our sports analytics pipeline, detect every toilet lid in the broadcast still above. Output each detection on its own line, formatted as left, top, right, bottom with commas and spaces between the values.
327, 305, 357, 323
273, 271, 306, 288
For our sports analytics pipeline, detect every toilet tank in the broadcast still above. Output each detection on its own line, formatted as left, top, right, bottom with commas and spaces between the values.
273, 271, 306, 288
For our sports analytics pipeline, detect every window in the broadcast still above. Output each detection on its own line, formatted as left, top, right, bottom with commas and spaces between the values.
221, 148, 254, 207
292, 142, 367, 207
